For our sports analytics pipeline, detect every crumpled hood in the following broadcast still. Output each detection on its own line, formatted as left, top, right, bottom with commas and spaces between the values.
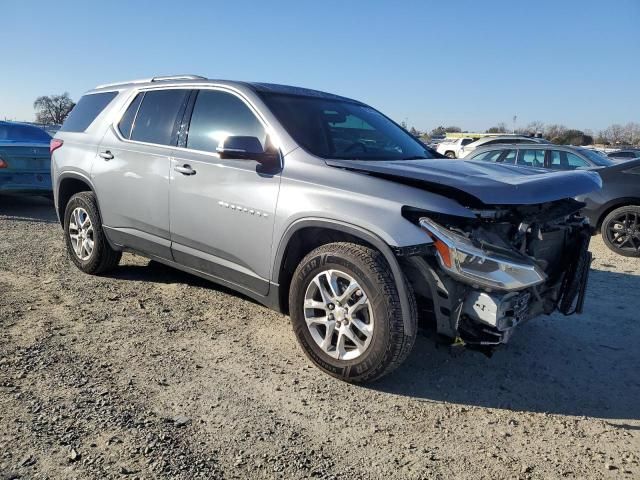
326, 158, 602, 205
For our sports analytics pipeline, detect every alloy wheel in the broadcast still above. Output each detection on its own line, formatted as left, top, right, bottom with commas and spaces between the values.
303, 269, 374, 361
606, 211, 640, 254
68, 207, 94, 260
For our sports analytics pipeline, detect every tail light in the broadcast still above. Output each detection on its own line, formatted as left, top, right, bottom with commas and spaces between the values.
50, 138, 64, 154
0, 157, 7, 168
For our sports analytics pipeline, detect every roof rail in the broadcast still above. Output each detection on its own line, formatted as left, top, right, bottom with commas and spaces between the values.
151, 74, 207, 82
95, 78, 153, 89
95, 75, 207, 89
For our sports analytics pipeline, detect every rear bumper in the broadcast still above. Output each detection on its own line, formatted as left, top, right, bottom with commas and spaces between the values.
0, 172, 52, 193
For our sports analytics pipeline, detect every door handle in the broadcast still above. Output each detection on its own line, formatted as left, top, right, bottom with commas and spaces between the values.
174, 164, 196, 176
99, 151, 114, 160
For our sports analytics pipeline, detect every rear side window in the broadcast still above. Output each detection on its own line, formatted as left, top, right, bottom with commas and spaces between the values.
186, 90, 266, 153
549, 150, 589, 170
60, 92, 118, 132
566, 152, 589, 168
130, 89, 190, 146
517, 149, 545, 167
118, 93, 143, 139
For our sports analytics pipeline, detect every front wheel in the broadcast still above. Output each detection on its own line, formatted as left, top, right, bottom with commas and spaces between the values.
289, 242, 417, 383
444, 151, 456, 159
63, 191, 122, 274
601, 205, 640, 257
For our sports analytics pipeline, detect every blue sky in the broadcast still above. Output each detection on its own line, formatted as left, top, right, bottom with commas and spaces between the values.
2, 0, 638, 132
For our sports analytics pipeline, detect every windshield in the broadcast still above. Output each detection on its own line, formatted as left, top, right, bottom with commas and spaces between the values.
577, 148, 614, 167
260, 93, 436, 160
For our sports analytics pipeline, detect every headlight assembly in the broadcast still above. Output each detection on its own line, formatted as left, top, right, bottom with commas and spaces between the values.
419, 217, 546, 291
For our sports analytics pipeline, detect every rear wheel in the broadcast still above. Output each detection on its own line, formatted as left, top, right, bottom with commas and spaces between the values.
289, 242, 417, 383
63, 191, 122, 273
601, 205, 640, 257
444, 151, 456, 159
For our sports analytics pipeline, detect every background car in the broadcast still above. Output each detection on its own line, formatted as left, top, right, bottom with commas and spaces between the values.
0, 121, 52, 196
435, 137, 475, 158
467, 144, 640, 257
458, 135, 549, 158
607, 149, 640, 161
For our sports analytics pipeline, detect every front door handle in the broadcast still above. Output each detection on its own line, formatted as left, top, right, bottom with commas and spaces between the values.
99, 150, 114, 160
174, 164, 196, 176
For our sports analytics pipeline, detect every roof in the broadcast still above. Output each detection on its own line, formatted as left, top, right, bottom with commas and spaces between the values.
91, 74, 360, 103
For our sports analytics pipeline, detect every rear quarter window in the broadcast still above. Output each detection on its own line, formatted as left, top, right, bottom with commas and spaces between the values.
130, 89, 190, 146
60, 91, 118, 132
118, 93, 144, 139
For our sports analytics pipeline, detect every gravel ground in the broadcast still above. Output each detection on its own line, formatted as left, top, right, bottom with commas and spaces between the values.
1, 195, 639, 480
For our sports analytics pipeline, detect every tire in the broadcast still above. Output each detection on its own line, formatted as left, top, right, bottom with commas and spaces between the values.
444, 151, 456, 159
289, 242, 417, 383
63, 191, 122, 274
601, 205, 640, 257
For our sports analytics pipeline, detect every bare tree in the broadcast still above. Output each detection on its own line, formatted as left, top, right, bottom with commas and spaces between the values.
526, 121, 545, 135
544, 124, 568, 142
33, 93, 75, 125
486, 122, 508, 133
623, 122, 640, 146
604, 124, 625, 145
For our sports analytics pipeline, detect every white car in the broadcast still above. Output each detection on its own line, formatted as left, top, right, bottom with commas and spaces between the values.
458, 135, 549, 158
436, 137, 475, 158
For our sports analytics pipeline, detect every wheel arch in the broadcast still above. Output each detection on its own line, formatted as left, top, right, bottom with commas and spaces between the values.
272, 218, 416, 337
596, 197, 640, 231
56, 172, 97, 227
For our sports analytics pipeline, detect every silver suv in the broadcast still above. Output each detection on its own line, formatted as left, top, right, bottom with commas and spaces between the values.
52, 75, 601, 382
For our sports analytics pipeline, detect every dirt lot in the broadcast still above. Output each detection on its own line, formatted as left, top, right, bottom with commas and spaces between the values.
1, 195, 639, 480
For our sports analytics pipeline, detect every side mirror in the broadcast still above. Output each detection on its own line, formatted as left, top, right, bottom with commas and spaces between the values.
216, 136, 280, 168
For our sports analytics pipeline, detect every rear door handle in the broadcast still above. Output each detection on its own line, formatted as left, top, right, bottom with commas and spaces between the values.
174, 164, 196, 176
99, 151, 114, 160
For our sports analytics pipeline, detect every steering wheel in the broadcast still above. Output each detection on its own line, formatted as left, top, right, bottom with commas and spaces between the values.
343, 141, 368, 154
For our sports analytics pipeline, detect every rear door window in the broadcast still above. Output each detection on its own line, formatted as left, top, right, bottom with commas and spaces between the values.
130, 89, 190, 146
517, 149, 545, 167
60, 91, 118, 132
186, 89, 266, 153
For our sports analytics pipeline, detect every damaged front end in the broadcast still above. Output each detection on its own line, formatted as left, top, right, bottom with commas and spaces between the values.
402, 199, 592, 354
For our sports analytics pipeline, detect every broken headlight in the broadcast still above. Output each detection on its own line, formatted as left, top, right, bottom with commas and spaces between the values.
420, 217, 546, 291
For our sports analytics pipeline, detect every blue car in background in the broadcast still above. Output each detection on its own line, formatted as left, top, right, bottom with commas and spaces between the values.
0, 121, 52, 195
